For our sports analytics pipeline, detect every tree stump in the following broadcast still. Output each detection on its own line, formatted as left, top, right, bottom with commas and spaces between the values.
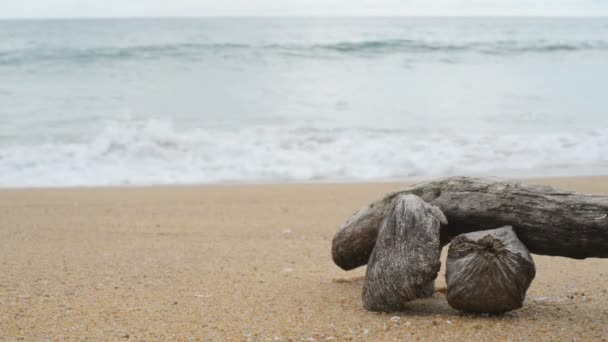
445, 226, 536, 313
332, 177, 608, 270
362, 194, 447, 312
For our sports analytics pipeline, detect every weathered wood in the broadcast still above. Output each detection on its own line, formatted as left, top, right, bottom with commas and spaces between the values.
445, 226, 536, 313
332, 177, 608, 270
362, 194, 446, 312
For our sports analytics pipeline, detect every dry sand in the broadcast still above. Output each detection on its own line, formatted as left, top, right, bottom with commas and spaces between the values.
1, 177, 607, 341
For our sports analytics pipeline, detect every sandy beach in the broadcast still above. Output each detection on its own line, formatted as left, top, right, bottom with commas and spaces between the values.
1, 177, 607, 341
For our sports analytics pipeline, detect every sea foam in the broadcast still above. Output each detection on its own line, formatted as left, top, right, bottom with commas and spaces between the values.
0, 118, 606, 187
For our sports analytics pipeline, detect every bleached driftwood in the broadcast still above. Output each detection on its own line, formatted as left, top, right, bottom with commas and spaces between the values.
362, 194, 446, 312
332, 177, 608, 270
445, 226, 536, 313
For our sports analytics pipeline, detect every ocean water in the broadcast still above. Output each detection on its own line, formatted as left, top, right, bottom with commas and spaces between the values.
1, 17, 608, 187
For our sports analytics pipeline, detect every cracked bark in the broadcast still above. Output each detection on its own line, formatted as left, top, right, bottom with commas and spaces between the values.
445, 226, 535, 313
362, 194, 446, 312
332, 177, 608, 270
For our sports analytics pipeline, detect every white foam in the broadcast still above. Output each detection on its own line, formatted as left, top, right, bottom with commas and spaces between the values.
0, 117, 607, 187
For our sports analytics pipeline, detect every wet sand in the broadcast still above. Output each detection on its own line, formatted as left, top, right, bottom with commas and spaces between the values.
1, 177, 607, 340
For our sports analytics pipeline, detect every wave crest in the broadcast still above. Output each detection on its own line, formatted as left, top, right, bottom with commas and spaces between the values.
0, 118, 607, 187
2, 39, 607, 66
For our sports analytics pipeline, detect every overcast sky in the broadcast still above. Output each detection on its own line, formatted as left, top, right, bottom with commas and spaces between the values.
1, 0, 607, 18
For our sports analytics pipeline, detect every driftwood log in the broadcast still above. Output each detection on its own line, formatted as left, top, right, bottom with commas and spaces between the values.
445, 226, 536, 313
362, 194, 446, 312
332, 177, 608, 270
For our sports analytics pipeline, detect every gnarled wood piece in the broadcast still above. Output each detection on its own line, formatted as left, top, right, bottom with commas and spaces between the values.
332, 177, 608, 270
445, 226, 536, 313
362, 194, 446, 312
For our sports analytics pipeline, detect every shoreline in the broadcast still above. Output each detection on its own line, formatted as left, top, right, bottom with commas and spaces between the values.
2, 173, 608, 191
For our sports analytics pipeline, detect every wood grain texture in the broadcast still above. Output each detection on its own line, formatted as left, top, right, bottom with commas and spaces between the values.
445, 226, 536, 313
332, 177, 608, 270
362, 194, 446, 312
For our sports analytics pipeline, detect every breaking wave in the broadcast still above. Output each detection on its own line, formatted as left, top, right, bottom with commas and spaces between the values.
1, 118, 607, 187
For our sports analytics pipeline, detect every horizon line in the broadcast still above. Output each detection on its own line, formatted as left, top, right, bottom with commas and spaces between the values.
1, 14, 608, 20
